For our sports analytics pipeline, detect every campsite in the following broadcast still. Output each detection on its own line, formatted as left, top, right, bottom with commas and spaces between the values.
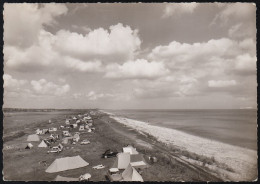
3, 110, 222, 181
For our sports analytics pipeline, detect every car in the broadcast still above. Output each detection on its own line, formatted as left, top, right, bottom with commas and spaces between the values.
47, 147, 62, 153
107, 169, 122, 181
102, 149, 118, 158
81, 140, 90, 145
92, 164, 105, 169
79, 173, 91, 181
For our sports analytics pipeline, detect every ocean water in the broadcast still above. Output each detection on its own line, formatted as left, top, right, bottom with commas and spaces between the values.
104, 109, 257, 151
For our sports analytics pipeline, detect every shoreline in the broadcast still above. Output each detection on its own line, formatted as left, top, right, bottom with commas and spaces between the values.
100, 110, 257, 151
104, 111, 257, 181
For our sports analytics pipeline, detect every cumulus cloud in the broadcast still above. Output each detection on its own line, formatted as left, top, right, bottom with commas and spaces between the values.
4, 3, 68, 47
162, 3, 199, 18
86, 91, 114, 101
54, 23, 141, 61
105, 59, 169, 79
64, 57, 103, 72
149, 38, 255, 76
31, 79, 70, 96
3, 74, 28, 89
4, 23, 141, 73
149, 38, 241, 63
234, 54, 256, 75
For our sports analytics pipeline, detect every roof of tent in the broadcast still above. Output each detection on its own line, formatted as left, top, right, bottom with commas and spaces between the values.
123, 145, 139, 155
112, 153, 148, 169
130, 154, 148, 168
113, 153, 131, 169
27, 134, 40, 142
122, 164, 143, 182
25, 143, 33, 149
54, 175, 79, 181
45, 155, 89, 173
38, 140, 48, 147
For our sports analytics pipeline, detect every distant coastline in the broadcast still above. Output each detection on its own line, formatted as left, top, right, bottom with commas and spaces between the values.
3, 108, 99, 112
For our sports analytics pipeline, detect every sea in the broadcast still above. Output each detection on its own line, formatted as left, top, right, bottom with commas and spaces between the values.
103, 109, 257, 151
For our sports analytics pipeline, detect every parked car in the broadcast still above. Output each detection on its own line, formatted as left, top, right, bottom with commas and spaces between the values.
79, 173, 91, 181
47, 147, 62, 153
107, 168, 122, 181
102, 149, 118, 158
93, 164, 105, 169
81, 139, 90, 145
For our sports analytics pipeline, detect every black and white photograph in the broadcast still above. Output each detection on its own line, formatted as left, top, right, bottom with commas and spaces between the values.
2, 2, 257, 181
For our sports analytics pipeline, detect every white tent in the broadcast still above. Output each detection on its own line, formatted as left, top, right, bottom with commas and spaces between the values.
38, 140, 48, 148
112, 153, 148, 169
112, 153, 131, 169
27, 134, 40, 142
129, 154, 148, 169
25, 143, 33, 149
122, 164, 143, 182
46, 155, 89, 173
123, 145, 139, 155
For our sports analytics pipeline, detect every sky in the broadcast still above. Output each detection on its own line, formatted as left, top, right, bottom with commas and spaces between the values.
3, 3, 257, 109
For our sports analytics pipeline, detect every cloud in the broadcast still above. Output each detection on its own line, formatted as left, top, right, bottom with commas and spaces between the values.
234, 54, 256, 75
86, 91, 114, 101
4, 23, 141, 74
149, 38, 255, 76
162, 3, 199, 18
208, 80, 237, 88
4, 3, 68, 47
31, 79, 70, 96
3, 74, 28, 89
149, 38, 241, 63
54, 23, 141, 61
211, 3, 255, 28
105, 59, 169, 79
64, 56, 103, 72
5, 29, 103, 73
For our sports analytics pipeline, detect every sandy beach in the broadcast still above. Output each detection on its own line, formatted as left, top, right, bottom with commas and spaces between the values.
3, 110, 222, 181
109, 114, 257, 181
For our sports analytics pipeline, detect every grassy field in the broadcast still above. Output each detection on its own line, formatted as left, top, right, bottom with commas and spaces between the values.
3, 110, 222, 181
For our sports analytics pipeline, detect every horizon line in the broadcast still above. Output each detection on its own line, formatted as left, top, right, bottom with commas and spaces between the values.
2, 107, 257, 110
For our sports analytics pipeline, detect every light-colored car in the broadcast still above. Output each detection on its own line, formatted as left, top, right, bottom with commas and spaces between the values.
107, 169, 122, 181
92, 164, 105, 169
47, 147, 62, 153
79, 173, 91, 181
80, 140, 90, 145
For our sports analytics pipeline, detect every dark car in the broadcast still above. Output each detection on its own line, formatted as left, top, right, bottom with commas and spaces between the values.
102, 149, 118, 158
